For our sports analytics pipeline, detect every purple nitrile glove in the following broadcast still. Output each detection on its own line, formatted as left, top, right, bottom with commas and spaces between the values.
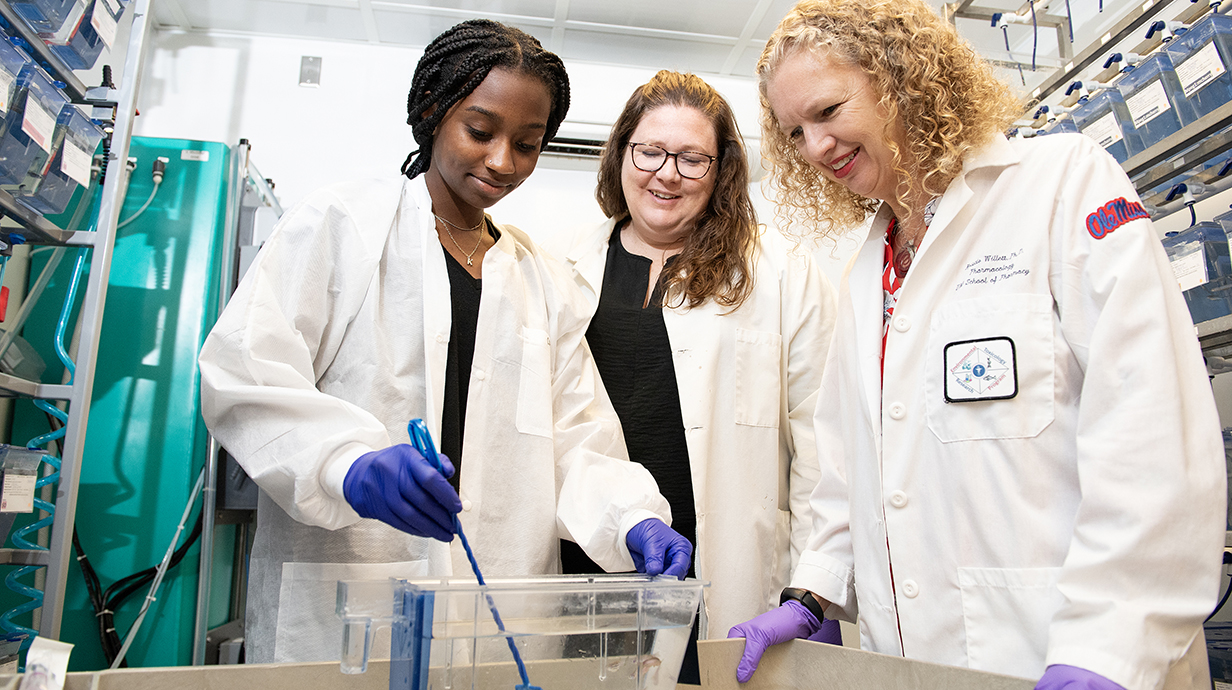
343, 445, 462, 541
625, 518, 692, 579
1035, 664, 1127, 690
727, 600, 824, 683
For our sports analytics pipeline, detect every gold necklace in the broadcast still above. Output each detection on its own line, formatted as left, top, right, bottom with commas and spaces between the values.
434, 213, 485, 266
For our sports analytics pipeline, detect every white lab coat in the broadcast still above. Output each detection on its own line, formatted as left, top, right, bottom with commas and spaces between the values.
552, 219, 837, 639
199, 176, 669, 663
790, 133, 1225, 690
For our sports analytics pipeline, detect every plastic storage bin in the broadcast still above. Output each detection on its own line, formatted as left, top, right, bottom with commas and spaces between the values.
1163, 221, 1232, 323
16, 103, 102, 214
0, 63, 69, 191
0, 34, 33, 120
1116, 51, 1196, 148
1165, 12, 1232, 121
48, 0, 120, 70
9, 0, 82, 34
1071, 89, 1145, 163
1215, 205, 1232, 234
337, 574, 706, 690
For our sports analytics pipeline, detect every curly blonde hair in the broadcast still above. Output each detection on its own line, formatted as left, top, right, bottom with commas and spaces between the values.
596, 70, 756, 310
758, 0, 1022, 238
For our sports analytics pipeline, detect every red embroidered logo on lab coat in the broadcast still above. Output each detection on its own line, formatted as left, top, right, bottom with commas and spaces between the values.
1085, 197, 1150, 239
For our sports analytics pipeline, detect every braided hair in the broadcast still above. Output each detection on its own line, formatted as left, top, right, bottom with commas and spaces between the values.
401, 19, 571, 179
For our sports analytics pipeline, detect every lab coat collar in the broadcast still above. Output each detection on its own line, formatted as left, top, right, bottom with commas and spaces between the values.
563, 216, 620, 313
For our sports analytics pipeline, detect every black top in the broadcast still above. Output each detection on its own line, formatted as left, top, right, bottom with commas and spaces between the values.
560, 223, 696, 578
439, 222, 497, 490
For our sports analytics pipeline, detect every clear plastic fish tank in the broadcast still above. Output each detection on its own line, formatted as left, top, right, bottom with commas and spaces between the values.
1164, 12, 1232, 121
1163, 221, 1232, 324
337, 574, 706, 690
1116, 51, 1195, 148
15, 102, 103, 215
1072, 89, 1144, 163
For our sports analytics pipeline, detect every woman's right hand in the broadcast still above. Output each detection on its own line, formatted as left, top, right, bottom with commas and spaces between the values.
727, 601, 841, 682
342, 445, 462, 540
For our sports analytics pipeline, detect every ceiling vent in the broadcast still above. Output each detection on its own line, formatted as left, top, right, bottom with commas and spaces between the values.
543, 137, 606, 158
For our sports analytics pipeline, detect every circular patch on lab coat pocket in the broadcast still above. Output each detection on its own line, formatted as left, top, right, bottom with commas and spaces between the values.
957, 566, 1063, 678
925, 294, 1054, 442
734, 328, 783, 428
515, 327, 554, 438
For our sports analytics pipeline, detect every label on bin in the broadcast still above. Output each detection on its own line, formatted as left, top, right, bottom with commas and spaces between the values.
21, 98, 58, 154
1125, 80, 1173, 129
1171, 249, 1208, 291
61, 138, 93, 187
0, 472, 35, 513
92, 2, 119, 49
0, 71, 13, 114
1176, 42, 1227, 98
1080, 112, 1124, 148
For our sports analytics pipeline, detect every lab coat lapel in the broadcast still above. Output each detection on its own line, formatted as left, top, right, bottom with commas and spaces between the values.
564, 218, 617, 316
849, 206, 894, 441
410, 176, 450, 440
904, 135, 1018, 286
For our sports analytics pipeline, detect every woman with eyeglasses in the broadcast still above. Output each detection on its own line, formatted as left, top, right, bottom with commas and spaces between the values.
547, 70, 840, 685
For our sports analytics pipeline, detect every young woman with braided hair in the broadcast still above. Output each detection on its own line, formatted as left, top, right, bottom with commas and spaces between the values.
199, 19, 690, 664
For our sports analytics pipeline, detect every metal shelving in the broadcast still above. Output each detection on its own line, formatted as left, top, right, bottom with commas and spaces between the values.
0, 0, 155, 639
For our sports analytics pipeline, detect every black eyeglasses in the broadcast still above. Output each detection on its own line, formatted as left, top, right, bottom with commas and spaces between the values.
628, 143, 716, 180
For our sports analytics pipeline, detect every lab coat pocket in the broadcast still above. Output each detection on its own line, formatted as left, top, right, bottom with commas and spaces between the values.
516, 327, 554, 438
274, 559, 430, 663
925, 294, 1054, 442
734, 328, 782, 428
957, 566, 1063, 678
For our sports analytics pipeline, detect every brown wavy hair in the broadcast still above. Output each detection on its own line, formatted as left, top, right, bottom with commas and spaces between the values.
757, 0, 1022, 238
596, 70, 756, 310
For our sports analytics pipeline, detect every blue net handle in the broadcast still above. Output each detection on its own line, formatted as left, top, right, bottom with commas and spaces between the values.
405, 420, 538, 690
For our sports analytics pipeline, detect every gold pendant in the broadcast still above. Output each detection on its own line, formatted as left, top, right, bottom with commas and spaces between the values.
466, 257, 473, 266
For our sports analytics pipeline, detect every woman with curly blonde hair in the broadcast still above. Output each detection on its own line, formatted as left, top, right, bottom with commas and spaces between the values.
548, 70, 839, 684
727, 0, 1225, 689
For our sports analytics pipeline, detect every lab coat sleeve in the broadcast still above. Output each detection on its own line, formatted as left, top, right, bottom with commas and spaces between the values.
198, 187, 394, 530
776, 239, 839, 571
1044, 137, 1225, 689
789, 275, 861, 623
540, 255, 672, 572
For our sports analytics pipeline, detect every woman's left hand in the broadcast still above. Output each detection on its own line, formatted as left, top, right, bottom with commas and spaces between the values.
625, 518, 692, 579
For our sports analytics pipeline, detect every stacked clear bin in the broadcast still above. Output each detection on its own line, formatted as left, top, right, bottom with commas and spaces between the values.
0, 58, 69, 198
1164, 12, 1232, 121
1162, 221, 1232, 324
1116, 51, 1195, 147
9, 0, 83, 35
0, 33, 33, 121
48, 0, 121, 71
16, 102, 102, 214
1071, 89, 1144, 163
337, 575, 706, 690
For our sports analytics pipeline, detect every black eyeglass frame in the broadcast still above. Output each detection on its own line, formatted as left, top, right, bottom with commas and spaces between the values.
627, 142, 717, 180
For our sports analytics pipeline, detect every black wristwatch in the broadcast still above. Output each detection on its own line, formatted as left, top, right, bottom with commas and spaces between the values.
780, 587, 826, 623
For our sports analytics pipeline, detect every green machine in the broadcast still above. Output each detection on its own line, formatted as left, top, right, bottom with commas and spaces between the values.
4, 136, 241, 670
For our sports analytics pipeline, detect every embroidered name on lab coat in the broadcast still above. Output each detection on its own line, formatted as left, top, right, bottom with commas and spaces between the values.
1086, 197, 1150, 239
944, 337, 1018, 403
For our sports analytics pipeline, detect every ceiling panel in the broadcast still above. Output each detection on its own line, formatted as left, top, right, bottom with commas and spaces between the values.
371, 8, 553, 48
750, 0, 804, 40
568, 0, 755, 37
154, 0, 1162, 104
176, 0, 368, 41
561, 29, 735, 74
375, 0, 558, 17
